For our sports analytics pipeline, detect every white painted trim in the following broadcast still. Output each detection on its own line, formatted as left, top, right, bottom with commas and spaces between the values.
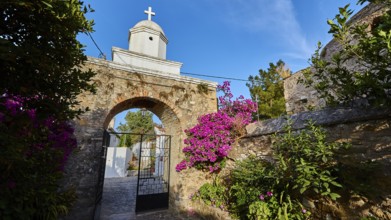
112, 47, 181, 67
86, 57, 218, 87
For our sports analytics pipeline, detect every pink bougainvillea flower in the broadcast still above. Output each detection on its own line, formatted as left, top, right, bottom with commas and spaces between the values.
175, 160, 188, 172
176, 81, 256, 173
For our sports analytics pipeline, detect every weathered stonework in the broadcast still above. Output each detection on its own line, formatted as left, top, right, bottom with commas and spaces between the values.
179, 107, 390, 219
284, 3, 388, 114
232, 107, 391, 219
63, 57, 217, 219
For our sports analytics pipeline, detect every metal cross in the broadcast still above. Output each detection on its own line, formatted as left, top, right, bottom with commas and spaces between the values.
144, 6, 155, 21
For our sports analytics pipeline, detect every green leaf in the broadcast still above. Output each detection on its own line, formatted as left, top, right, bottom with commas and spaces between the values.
329, 193, 341, 200
331, 181, 343, 188
322, 155, 327, 163
42, 1, 53, 8
327, 19, 335, 25
378, 30, 386, 37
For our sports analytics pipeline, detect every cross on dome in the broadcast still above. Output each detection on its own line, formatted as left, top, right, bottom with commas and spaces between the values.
144, 6, 155, 21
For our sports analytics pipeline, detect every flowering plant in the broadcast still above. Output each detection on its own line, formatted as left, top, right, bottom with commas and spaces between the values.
176, 81, 256, 173
0, 94, 77, 219
201, 121, 347, 219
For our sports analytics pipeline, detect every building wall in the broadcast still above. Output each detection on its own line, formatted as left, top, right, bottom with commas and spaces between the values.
104, 147, 132, 178
283, 3, 387, 114
62, 57, 217, 219
202, 107, 390, 219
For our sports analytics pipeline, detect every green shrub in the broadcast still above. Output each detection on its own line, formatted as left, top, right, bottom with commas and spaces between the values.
273, 121, 348, 200
301, 1, 391, 107
193, 180, 228, 210
195, 121, 349, 219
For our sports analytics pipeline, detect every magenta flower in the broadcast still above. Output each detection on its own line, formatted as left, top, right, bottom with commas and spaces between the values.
259, 194, 265, 200
1, 94, 77, 179
4, 98, 22, 115
266, 191, 273, 197
302, 209, 307, 213
26, 109, 36, 120
176, 81, 256, 173
175, 160, 187, 172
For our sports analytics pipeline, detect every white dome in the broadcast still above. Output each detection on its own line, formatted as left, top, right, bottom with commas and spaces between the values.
132, 20, 165, 35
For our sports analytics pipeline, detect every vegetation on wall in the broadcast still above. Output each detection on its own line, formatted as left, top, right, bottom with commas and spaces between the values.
193, 121, 350, 219
176, 81, 257, 173
301, 0, 391, 107
197, 83, 209, 94
185, 1, 390, 219
0, 0, 95, 218
247, 60, 291, 119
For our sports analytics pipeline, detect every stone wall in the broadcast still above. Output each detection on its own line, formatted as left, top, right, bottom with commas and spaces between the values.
63, 57, 218, 219
284, 3, 388, 114
190, 107, 390, 219
232, 108, 390, 219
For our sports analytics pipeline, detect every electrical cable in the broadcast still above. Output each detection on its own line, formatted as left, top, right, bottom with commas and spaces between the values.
87, 32, 106, 59
85, 33, 253, 82
181, 71, 250, 82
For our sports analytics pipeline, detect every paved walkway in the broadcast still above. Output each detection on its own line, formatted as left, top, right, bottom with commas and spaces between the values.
99, 177, 198, 220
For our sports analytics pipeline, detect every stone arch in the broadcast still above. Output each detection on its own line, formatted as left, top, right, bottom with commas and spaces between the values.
103, 96, 181, 133
103, 96, 183, 171
64, 59, 218, 219
104, 95, 182, 131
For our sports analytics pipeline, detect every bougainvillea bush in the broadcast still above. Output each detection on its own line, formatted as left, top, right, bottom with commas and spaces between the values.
0, 94, 77, 219
176, 81, 257, 173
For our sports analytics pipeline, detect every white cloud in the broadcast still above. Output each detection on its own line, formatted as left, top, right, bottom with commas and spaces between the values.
218, 0, 314, 60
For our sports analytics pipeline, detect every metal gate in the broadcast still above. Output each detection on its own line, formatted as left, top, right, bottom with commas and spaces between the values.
94, 130, 171, 215
94, 130, 110, 219
135, 133, 171, 213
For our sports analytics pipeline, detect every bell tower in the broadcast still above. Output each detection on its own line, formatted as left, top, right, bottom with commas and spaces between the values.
112, 6, 182, 75
128, 7, 168, 59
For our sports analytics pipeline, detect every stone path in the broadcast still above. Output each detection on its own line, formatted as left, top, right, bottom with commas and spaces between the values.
99, 177, 199, 220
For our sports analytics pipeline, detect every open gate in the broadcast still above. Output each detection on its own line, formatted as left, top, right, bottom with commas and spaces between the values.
135, 133, 171, 213
94, 130, 171, 216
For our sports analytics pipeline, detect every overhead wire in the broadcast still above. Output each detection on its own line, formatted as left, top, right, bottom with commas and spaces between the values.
180, 71, 250, 82
87, 32, 106, 60
86, 32, 253, 82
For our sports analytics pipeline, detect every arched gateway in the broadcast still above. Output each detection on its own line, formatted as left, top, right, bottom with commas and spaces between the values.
62, 7, 217, 219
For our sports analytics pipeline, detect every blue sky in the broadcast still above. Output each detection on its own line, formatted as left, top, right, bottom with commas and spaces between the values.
77, 0, 366, 127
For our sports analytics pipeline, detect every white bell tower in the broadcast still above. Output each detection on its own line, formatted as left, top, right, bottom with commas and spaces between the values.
112, 6, 182, 75
128, 7, 167, 59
